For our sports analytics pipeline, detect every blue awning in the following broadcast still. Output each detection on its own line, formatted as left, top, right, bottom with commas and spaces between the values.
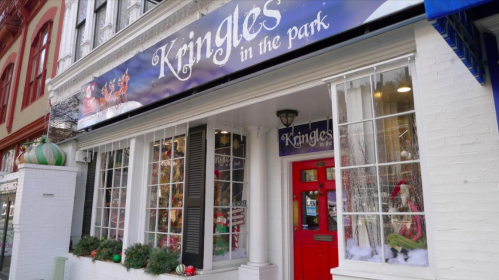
425, 0, 494, 20
430, 14, 485, 84
426, 0, 488, 85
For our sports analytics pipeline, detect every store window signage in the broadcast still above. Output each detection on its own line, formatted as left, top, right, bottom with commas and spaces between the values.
278, 119, 333, 157
215, 147, 245, 172
306, 199, 317, 216
78, 0, 422, 130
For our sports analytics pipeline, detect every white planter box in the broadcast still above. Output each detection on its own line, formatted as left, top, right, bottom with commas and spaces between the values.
66, 254, 238, 280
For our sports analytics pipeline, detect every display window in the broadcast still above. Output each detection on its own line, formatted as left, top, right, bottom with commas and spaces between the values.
0, 148, 15, 173
94, 148, 130, 240
145, 135, 186, 254
332, 65, 428, 267
213, 130, 248, 263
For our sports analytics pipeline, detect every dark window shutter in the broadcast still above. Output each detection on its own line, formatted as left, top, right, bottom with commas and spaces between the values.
82, 153, 97, 236
182, 125, 207, 268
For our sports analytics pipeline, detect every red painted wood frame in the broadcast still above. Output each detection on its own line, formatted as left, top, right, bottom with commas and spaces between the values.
0, 64, 14, 124
22, 21, 53, 109
293, 158, 338, 280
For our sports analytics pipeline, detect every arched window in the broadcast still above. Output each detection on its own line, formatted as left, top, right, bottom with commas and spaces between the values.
23, 22, 53, 108
0, 63, 14, 124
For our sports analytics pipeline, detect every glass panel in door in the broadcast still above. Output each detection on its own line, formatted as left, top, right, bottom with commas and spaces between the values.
301, 192, 319, 230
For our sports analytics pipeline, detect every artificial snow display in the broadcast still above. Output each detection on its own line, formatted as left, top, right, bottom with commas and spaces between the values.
212, 248, 247, 262
388, 249, 429, 266
345, 238, 428, 266
346, 238, 378, 262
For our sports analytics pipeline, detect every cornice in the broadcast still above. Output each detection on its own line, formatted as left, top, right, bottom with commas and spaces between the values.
50, 0, 221, 104
0, 116, 46, 150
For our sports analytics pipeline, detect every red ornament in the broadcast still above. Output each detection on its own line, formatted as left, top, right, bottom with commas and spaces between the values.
91, 250, 97, 258
185, 265, 196, 276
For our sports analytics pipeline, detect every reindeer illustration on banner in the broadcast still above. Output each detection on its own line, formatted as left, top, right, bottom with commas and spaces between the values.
94, 68, 131, 113
120, 69, 130, 103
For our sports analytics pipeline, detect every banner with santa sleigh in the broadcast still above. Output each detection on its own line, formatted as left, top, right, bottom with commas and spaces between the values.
80, 68, 138, 128
77, 0, 422, 130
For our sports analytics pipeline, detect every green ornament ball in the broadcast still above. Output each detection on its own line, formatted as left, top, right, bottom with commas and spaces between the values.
113, 254, 121, 263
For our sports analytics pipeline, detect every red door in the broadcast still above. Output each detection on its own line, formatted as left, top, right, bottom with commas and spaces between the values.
293, 158, 338, 280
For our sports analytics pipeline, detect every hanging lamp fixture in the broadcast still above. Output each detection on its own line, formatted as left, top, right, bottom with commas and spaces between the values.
276, 109, 298, 128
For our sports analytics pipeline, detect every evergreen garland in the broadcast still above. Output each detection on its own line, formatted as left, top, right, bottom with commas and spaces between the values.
124, 243, 151, 271
93, 239, 122, 262
73, 236, 101, 257
145, 247, 180, 275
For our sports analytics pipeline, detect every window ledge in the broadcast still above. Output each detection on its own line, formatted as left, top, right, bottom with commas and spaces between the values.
196, 265, 239, 275
331, 268, 436, 280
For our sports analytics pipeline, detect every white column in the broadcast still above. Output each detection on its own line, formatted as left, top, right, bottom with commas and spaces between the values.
239, 126, 277, 280
247, 126, 270, 266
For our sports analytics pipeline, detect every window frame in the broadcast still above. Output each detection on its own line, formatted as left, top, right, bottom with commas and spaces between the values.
209, 128, 250, 268
93, 0, 107, 48
143, 0, 163, 13
22, 22, 52, 109
74, 0, 87, 62
0, 64, 14, 124
92, 147, 131, 241
143, 132, 186, 256
0, 146, 16, 174
328, 58, 436, 278
115, 0, 130, 33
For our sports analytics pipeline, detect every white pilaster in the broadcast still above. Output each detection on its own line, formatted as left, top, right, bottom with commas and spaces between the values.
128, 0, 141, 24
59, 0, 78, 72
10, 164, 78, 280
82, 0, 95, 56
239, 126, 277, 280
103, 0, 118, 41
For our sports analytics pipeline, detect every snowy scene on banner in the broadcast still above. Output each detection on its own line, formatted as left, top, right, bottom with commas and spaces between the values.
78, 0, 422, 129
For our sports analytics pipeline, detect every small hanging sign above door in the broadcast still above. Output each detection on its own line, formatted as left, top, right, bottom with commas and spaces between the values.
278, 119, 333, 157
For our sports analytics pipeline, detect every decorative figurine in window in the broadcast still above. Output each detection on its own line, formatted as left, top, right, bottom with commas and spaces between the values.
214, 210, 227, 233
387, 180, 425, 252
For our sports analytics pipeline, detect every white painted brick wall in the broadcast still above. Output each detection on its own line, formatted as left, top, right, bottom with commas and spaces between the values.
66, 254, 238, 280
415, 22, 499, 280
59, 140, 89, 247
10, 164, 77, 280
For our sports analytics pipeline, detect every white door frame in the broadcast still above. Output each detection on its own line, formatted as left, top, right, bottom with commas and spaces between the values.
280, 150, 335, 280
